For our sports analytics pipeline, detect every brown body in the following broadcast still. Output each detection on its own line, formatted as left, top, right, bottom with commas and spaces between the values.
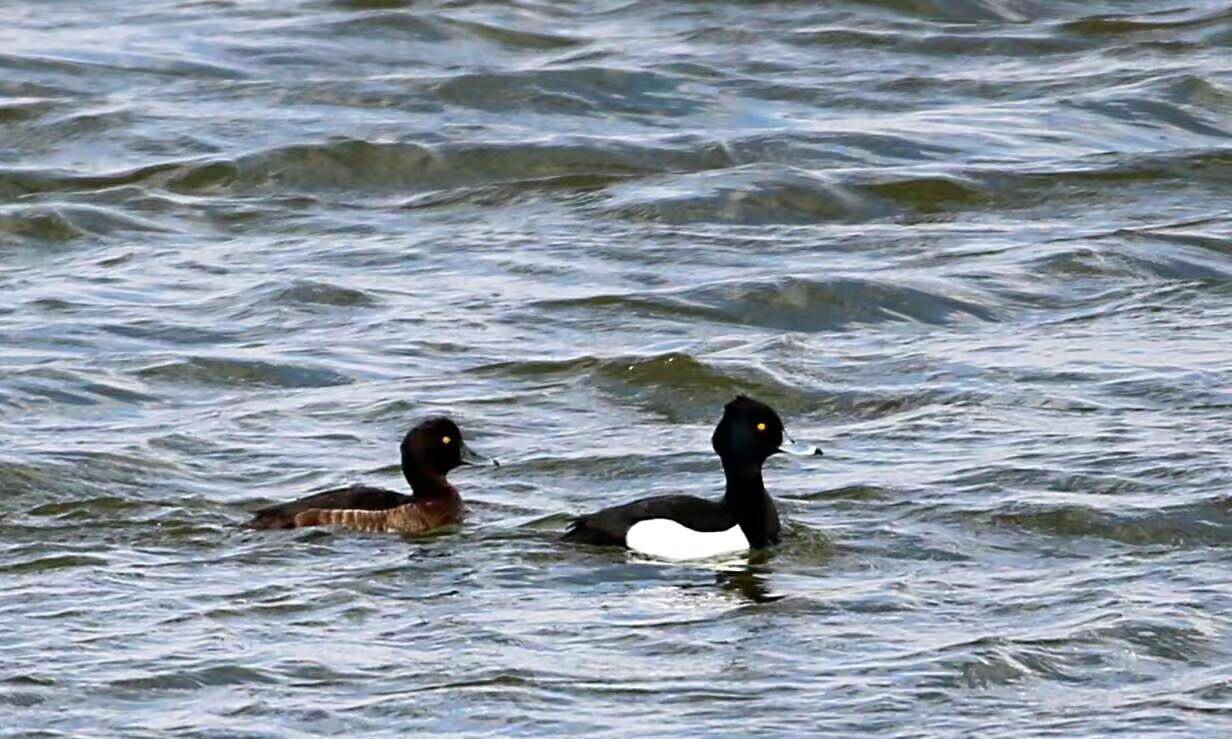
243, 416, 492, 537
290, 489, 462, 534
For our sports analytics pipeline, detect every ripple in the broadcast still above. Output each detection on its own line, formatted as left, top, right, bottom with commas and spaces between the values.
267, 280, 379, 308
1062, 7, 1232, 38
109, 665, 279, 691
540, 274, 998, 331
0, 203, 170, 241
588, 352, 803, 418
850, 0, 1038, 23
788, 27, 1084, 56
0, 49, 249, 86
0, 554, 108, 575
0, 96, 56, 122
136, 356, 353, 389
8, 369, 161, 407
26, 495, 144, 518
991, 495, 1232, 546
604, 166, 878, 224
430, 67, 700, 118
440, 18, 582, 51
0, 138, 727, 198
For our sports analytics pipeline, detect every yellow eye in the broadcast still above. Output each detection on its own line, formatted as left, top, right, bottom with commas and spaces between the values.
442, 436, 452, 445
756, 422, 766, 432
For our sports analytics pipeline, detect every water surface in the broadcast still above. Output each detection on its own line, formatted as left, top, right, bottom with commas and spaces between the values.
3, 1, 1232, 735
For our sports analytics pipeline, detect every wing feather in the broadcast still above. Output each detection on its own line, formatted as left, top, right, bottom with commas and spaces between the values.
244, 485, 412, 529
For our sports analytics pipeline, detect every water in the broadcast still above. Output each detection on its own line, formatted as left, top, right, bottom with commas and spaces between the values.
2, 0, 1232, 735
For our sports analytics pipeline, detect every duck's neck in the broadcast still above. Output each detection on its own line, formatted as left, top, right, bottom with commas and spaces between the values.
402, 455, 458, 501
721, 459, 780, 548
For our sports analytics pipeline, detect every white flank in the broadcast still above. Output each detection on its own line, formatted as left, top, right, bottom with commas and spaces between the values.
625, 519, 750, 562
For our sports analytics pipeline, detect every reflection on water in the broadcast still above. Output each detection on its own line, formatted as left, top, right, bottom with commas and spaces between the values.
715, 563, 788, 605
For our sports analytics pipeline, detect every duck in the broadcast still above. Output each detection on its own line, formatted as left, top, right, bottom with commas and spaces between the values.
244, 416, 497, 534
563, 395, 821, 561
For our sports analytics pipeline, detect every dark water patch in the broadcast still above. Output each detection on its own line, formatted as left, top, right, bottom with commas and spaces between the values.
846, 0, 1040, 23
779, 523, 836, 561
1031, 244, 1175, 282
475, 351, 819, 421
924, 637, 1086, 689
726, 131, 962, 168
0, 139, 1006, 204
606, 165, 1066, 225
790, 27, 1085, 56
791, 484, 896, 502
0, 79, 77, 100
0, 462, 57, 501
0, 203, 173, 241
395, 173, 634, 212
858, 173, 990, 213
8, 368, 161, 407
0, 162, 197, 199
1162, 75, 1232, 116
541, 275, 998, 331
950, 464, 1151, 496
1061, 6, 1232, 39
0, 205, 84, 241
1068, 92, 1232, 141
1096, 370, 1230, 408
326, 0, 413, 9
101, 320, 243, 347
1038, 148, 1232, 187
1119, 220, 1232, 257
136, 356, 353, 389
109, 665, 280, 692
158, 138, 715, 195
0, 691, 46, 708
604, 166, 881, 224
430, 67, 699, 118
471, 354, 603, 380
24, 297, 85, 312
267, 279, 379, 308
0, 96, 56, 123
1, 674, 56, 687
299, 10, 450, 42
440, 17, 583, 51
990, 497, 1232, 546
0, 49, 249, 86
0, 554, 108, 575
1116, 619, 1222, 664
589, 352, 804, 421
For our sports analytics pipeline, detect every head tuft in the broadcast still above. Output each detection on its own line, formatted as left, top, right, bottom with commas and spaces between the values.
712, 395, 785, 463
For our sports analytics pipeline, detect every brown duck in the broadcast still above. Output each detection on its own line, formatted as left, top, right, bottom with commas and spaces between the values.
244, 417, 497, 534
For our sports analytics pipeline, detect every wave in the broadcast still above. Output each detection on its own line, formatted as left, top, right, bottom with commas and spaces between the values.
476, 351, 805, 422
0, 203, 171, 241
265, 279, 380, 308
136, 356, 354, 389
538, 274, 999, 331
1061, 6, 1232, 38
3, 135, 1226, 231
6, 368, 161, 408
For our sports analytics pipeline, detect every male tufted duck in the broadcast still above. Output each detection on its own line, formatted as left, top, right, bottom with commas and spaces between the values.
563, 396, 821, 560
244, 417, 497, 535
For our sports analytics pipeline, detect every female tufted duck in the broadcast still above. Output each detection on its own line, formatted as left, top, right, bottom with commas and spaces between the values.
563, 396, 821, 560
244, 417, 497, 535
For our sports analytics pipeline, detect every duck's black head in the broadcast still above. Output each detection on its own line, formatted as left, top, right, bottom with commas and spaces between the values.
711, 395, 822, 468
400, 417, 497, 485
